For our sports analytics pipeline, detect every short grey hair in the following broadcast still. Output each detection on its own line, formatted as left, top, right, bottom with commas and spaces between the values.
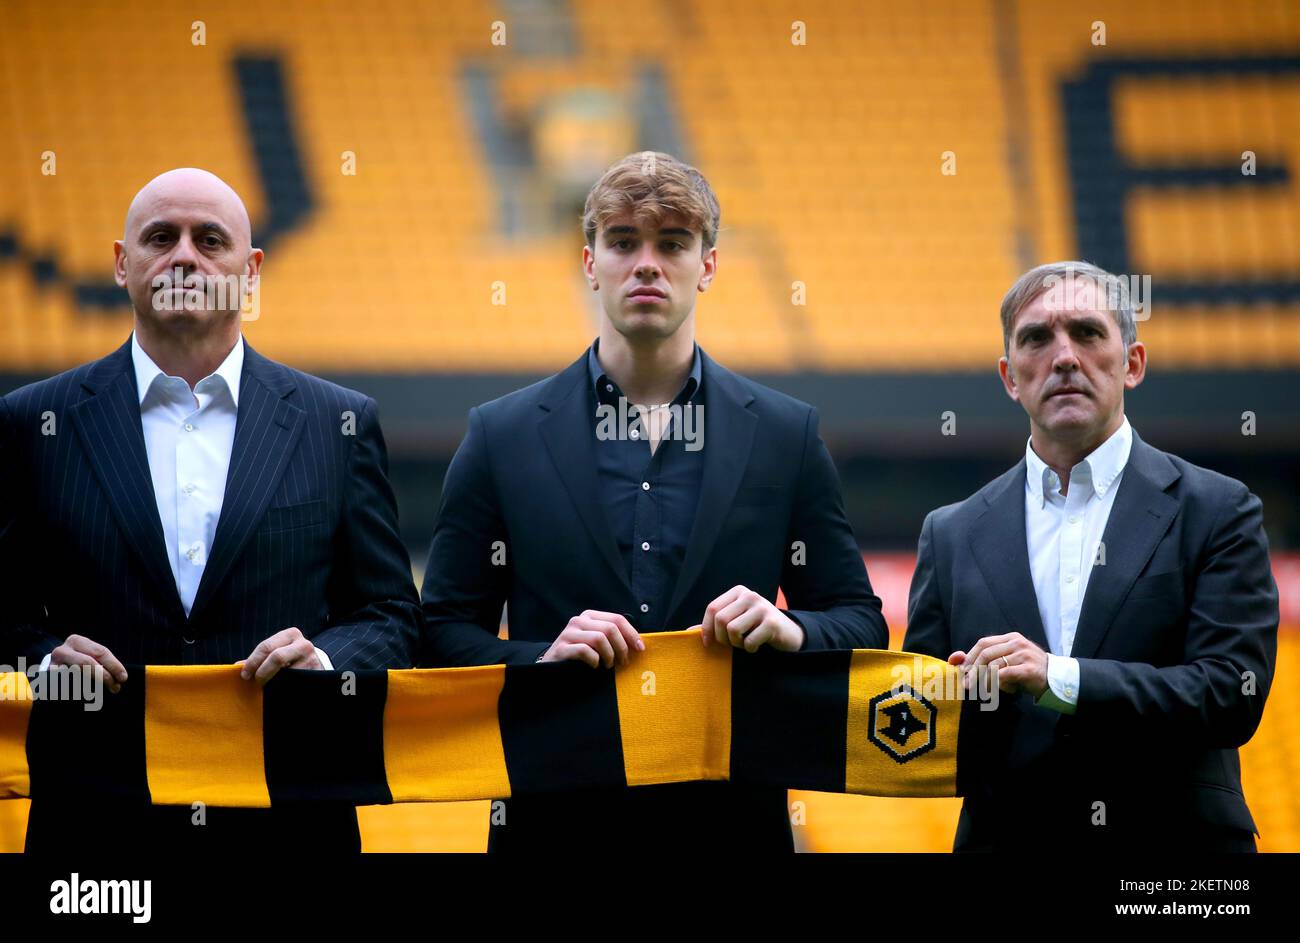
1000, 260, 1138, 356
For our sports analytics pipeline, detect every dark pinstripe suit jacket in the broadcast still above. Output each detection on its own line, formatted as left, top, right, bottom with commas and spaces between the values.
0, 337, 420, 851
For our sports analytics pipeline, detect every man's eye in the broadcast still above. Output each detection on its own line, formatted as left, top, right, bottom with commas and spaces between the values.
615, 240, 633, 250
149, 233, 170, 244
663, 242, 683, 252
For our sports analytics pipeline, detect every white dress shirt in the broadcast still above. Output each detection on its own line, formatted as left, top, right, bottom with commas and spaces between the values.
44, 333, 330, 669
133, 331, 242, 617
1024, 416, 1133, 714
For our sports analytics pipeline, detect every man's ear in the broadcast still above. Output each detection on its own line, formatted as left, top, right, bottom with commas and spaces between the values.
582, 244, 598, 290
243, 247, 264, 293
1124, 341, 1147, 390
697, 246, 717, 292
998, 355, 1020, 402
113, 240, 128, 288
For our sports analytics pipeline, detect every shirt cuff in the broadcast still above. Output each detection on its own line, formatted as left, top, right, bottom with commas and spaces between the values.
1035, 654, 1079, 714
39, 653, 52, 672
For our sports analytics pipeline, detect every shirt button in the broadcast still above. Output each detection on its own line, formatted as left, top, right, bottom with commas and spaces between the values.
1065, 686, 1075, 697
1065, 575, 1076, 583
184, 423, 194, 432
641, 541, 650, 551
630, 428, 640, 439
605, 383, 614, 393
641, 481, 650, 491
640, 603, 649, 613
183, 483, 196, 495
1068, 515, 1079, 524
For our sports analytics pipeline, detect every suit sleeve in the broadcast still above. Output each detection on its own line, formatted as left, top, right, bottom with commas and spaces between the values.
417, 407, 550, 667
902, 510, 951, 660
313, 396, 421, 670
1075, 481, 1279, 748
0, 395, 62, 665
779, 407, 889, 650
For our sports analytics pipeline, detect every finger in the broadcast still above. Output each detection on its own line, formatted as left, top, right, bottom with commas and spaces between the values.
51, 652, 120, 694
995, 664, 1036, 692
725, 606, 764, 647
947, 651, 967, 665
610, 613, 644, 653
66, 637, 128, 683
50, 647, 96, 669
86, 662, 123, 695
573, 630, 615, 668
714, 598, 753, 646
584, 611, 643, 652
965, 634, 1015, 666
254, 640, 313, 685
969, 641, 1018, 669
742, 620, 775, 653
963, 638, 995, 670
702, 588, 742, 644
92, 648, 128, 685
557, 642, 601, 669
252, 646, 295, 685
586, 620, 629, 666
241, 641, 273, 680
242, 628, 299, 680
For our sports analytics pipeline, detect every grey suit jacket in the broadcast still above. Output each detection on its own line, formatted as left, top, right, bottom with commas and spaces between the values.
904, 432, 1278, 851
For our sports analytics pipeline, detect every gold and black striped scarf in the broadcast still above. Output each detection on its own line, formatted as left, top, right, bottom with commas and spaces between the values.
0, 630, 968, 806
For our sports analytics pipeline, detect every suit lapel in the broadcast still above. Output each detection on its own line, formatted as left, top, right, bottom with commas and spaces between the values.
1070, 434, 1180, 660
537, 355, 634, 600
188, 345, 305, 622
70, 341, 186, 621
968, 462, 1051, 651
664, 354, 757, 622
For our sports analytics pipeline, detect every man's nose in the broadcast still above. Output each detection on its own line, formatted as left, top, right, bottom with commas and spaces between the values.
168, 234, 199, 271
633, 246, 660, 278
1052, 334, 1080, 370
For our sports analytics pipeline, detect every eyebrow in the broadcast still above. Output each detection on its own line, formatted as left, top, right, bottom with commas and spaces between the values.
1015, 313, 1110, 344
604, 225, 696, 241
139, 220, 234, 242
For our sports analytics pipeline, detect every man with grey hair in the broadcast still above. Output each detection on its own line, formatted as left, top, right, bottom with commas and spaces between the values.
904, 260, 1278, 851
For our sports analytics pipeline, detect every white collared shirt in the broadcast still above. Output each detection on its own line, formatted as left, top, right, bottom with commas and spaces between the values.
132, 331, 243, 617
1024, 416, 1133, 714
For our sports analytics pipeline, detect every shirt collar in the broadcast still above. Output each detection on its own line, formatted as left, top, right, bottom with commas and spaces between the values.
131, 332, 244, 407
1025, 416, 1133, 506
587, 336, 702, 405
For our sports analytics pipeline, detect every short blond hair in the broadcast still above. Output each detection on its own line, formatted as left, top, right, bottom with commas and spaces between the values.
582, 151, 721, 253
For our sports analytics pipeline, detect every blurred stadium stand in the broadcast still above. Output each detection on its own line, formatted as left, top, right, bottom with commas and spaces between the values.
1, 0, 1297, 850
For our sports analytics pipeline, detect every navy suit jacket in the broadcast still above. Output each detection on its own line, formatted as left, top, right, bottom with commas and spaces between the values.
1, 338, 420, 851
904, 432, 1278, 852
420, 347, 887, 851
